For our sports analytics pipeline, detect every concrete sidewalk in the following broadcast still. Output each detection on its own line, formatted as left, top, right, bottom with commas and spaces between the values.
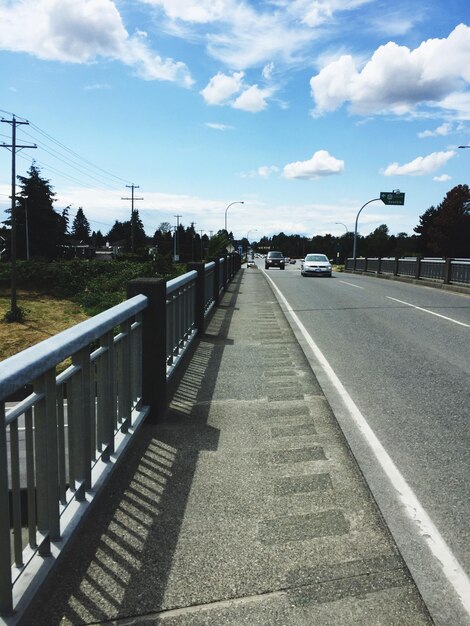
23, 268, 432, 625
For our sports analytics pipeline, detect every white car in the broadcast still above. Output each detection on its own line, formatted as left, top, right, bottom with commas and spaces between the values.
301, 253, 332, 277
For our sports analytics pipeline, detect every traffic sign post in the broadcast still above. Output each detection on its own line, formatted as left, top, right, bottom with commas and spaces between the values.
353, 191, 405, 261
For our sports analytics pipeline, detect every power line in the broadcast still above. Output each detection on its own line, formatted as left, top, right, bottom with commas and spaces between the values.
28, 122, 132, 186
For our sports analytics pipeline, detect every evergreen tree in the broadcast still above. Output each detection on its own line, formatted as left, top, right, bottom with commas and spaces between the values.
430, 185, 470, 257
131, 210, 147, 251
364, 224, 390, 257
415, 185, 470, 257
11, 163, 66, 260
414, 206, 438, 255
106, 220, 129, 245
71, 207, 91, 242
153, 223, 174, 256
91, 230, 105, 247
208, 232, 229, 258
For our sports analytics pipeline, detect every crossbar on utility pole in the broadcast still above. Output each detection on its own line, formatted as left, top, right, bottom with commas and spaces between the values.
1, 115, 36, 320
122, 184, 143, 253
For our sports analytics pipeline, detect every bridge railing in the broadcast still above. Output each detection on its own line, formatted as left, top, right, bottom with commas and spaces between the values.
0, 254, 240, 620
345, 256, 470, 286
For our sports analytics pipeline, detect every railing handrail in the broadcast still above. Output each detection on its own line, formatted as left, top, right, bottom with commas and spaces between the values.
0, 294, 148, 403
166, 270, 197, 296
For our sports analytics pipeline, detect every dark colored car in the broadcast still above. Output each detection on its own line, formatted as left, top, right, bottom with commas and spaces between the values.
265, 251, 285, 270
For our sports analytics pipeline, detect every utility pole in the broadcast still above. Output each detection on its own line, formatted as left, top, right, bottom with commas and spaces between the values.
174, 214, 182, 262
190, 222, 196, 261
121, 184, 143, 253
1, 115, 36, 321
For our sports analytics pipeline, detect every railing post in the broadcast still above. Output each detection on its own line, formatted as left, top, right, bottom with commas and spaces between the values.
34, 370, 60, 541
443, 257, 452, 284
0, 403, 13, 616
188, 262, 205, 335
127, 278, 167, 423
394, 257, 399, 276
415, 256, 422, 279
210, 257, 220, 305
222, 254, 228, 289
377, 257, 382, 274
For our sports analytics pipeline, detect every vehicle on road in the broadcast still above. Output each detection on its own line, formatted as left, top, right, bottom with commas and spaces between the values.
300, 253, 332, 277
265, 251, 285, 270
247, 259, 256, 268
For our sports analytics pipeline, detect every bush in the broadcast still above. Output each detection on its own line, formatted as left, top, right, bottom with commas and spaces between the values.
0, 257, 184, 315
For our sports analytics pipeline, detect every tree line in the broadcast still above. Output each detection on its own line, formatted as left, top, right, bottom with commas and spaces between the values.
1, 163, 470, 263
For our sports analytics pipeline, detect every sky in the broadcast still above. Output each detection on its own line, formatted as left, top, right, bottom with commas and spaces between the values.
1, 0, 470, 242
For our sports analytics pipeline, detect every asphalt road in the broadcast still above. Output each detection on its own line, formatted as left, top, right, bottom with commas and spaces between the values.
255, 260, 470, 624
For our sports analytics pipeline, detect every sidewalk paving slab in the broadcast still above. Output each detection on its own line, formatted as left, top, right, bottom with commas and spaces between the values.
21, 268, 433, 625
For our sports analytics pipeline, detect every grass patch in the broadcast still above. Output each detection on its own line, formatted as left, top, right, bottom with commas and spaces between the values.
0, 289, 89, 361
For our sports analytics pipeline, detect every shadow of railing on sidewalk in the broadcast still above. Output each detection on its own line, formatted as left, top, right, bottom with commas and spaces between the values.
20, 275, 242, 625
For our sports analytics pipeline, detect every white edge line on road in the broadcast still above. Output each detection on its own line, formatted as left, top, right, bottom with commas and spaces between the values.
264, 272, 470, 616
338, 280, 364, 289
387, 296, 470, 328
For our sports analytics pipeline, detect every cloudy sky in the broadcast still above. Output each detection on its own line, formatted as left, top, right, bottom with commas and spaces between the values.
1, 0, 470, 241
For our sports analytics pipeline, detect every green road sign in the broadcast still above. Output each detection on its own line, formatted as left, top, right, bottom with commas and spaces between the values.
380, 191, 405, 205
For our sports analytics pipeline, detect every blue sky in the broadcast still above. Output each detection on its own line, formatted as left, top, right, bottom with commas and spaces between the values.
1, 0, 470, 242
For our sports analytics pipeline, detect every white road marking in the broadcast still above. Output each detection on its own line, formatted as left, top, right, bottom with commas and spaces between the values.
265, 273, 470, 616
338, 280, 364, 289
387, 296, 470, 328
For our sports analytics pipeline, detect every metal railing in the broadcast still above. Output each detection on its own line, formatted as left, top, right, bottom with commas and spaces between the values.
345, 256, 470, 287
0, 254, 240, 621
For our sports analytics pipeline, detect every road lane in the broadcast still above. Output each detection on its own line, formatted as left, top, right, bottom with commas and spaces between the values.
259, 264, 470, 624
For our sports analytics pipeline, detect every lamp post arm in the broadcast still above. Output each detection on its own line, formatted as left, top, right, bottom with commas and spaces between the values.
224, 201, 244, 234
353, 197, 381, 261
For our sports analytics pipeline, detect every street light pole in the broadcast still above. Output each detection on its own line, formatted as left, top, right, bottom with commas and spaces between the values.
335, 222, 348, 264
224, 201, 244, 235
246, 229, 258, 257
246, 228, 258, 242
353, 198, 381, 261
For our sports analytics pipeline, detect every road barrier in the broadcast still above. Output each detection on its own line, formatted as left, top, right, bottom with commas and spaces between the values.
346, 256, 470, 287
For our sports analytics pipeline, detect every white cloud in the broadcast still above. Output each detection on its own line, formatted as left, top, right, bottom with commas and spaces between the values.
205, 122, 234, 130
283, 150, 344, 179
142, 0, 229, 24
433, 174, 452, 182
232, 85, 272, 112
310, 24, 470, 118
258, 165, 280, 178
262, 62, 275, 80
418, 123, 453, 138
381, 150, 455, 176
142, 0, 319, 69
239, 165, 279, 178
0, 0, 193, 86
200, 71, 244, 105
201, 73, 274, 112
84, 83, 111, 91
291, 0, 373, 28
